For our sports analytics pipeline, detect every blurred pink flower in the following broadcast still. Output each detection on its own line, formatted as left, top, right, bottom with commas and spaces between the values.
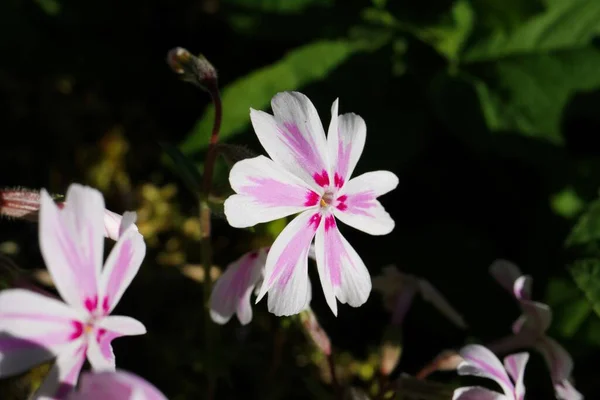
209, 248, 269, 325
453, 344, 529, 400
69, 370, 167, 400
0, 184, 146, 399
373, 265, 466, 328
489, 260, 582, 400
223, 91, 398, 316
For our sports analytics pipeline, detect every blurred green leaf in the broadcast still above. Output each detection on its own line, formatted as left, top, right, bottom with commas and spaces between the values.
570, 259, 600, 318
181, 40, 364, 154
464, 1, 600, 62
546, 278, 594, 338
470, 0, 544, 34
160, 142, 203, 197
467, 47, 600, 144
35, 0, 61, 16
566, 196, 600, 247
223, 0, 332, 13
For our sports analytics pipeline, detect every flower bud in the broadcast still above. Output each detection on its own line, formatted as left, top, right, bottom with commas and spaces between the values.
0, 188, 43, 221
299, 308, 331, 356
379, 325, 403, 376
166, 47, 218, 92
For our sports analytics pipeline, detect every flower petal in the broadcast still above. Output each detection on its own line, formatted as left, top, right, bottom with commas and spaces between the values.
314, 215, 371, 316
103, 210, 138, 241
250, 91, 329, 190
519, 300, 552, 334
554, 378, 583, 400
34, 341, 87, 400
39, 185, 105, 313
71, 370, 168, 400
326, 102, 366, 190
453, 387, 508, 400
418, 279, 467, 329
457, 344, 514, 397
225, 155, 318, 228
535, 336, 574, 383
99, 227, 146, 314
209, 249, 266, 325
334, 171, 398, 235
489, 260, 528, 299
255, 210, 319, 316
503, 352, 529, 400
0, 289, 83, 377
390, 282, 418, 325
87, 316, 146, 373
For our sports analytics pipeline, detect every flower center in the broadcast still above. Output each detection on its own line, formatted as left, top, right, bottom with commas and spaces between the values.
320, 191, 334, 208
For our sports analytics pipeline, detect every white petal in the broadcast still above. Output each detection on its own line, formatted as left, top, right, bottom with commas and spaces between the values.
224, 155, 318, 228
504, 352, 529, 400
457, 344, 514, 397
39, 185, 105, 313
99, 227, 146, 314
314, 215, 371, 316
209, 249, 266, 325
554, 378, 583, 400
0, 289, 83, 377
326, 102, 366, 190
87, 337, 116, 372
98, 316, 147, 336
256, 210, 319, 316
334, 171, 398, 236
489, 260, 529, 299
519, 300, 552, 334
418, 279, 467, 329
250, 91, 329, 190
535, 336, 574, 383
453, 386, 508, 400
34, 340, 87, 400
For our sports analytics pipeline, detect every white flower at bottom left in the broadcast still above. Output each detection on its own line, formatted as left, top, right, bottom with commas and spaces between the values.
0, 184, 147, 399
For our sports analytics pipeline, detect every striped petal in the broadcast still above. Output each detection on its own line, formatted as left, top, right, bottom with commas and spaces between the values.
255, 210, 319, 316
71, 370, 168, 400
326, 100, 366, 191
34, 341, 87, 400
504, 352, 529, 400
457, 344, 514, 397
0, 289, 83, 377
314, 215, 371, 316
39, 185, 105, 313
225, 155, 318, 228
99, 226, 146, 315
250, 91, 329, 191
334, 171, 398, 236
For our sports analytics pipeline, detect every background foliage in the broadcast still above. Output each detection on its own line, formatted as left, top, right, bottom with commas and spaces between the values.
1, 0, 600, 398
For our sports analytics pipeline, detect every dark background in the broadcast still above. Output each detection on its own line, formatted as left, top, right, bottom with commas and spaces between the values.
1, 0, 600, 398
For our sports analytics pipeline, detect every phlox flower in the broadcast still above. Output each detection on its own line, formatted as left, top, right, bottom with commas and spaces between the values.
489, 260, 582, 400
453, 344, 529, 400
224, 91, 398, 316
209, 248, 269, 325
372, 265, 467, 328
0, 184, 146, 399
69, 370, 167, 400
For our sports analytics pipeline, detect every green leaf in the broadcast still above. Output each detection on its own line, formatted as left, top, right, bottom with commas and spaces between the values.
566, 196, 600, 248
444, 1, 600, 145
180, 40, 363, 154
35, 0, 61, 16
570, 259, 600, 318
464, 1, 600, 62
467, 47, 600, 144
160, 142, 203, 197
223, 0, 332, 13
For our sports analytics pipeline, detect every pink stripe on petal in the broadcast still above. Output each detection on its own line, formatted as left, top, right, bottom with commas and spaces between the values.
99, 229, 145, 314
242, 177, 315, 208
280, 122, 324, 177
256, 210, 319, 316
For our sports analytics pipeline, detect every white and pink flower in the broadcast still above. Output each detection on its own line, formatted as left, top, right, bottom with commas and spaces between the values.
453, 344, 529, 400
0, 184, 146, 399
489, 260, 582, 400
224, 91, 398, 316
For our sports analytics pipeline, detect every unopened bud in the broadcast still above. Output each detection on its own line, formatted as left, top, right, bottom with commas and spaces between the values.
0, 188, 43, 221
167, 47, 218, 91
299, 308, 331, 356
415, 349, 462, 380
